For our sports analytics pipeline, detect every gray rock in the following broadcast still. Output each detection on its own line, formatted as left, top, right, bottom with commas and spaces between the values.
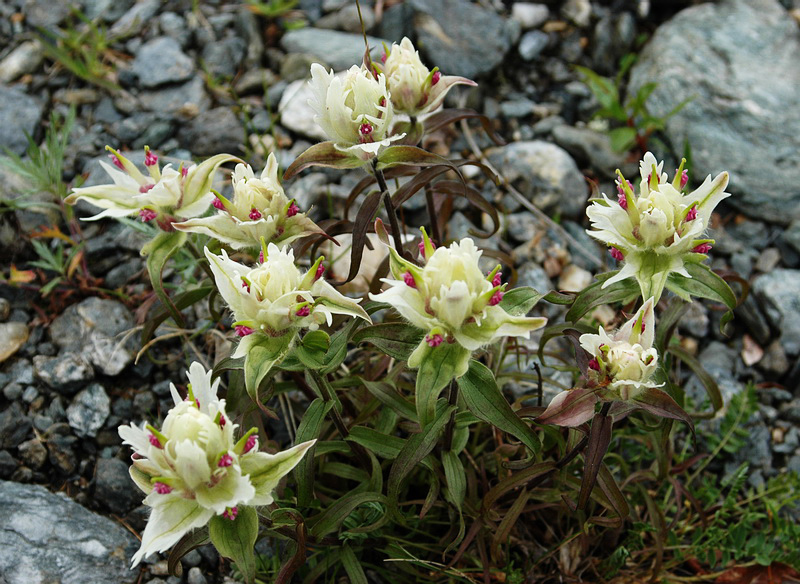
138, 76, 211, 119
3, 383, 22, 401
95, 457, 141, 514
487, 141, 587, 217
21, 386, 38, 404
317, 4, 375, 33
178, 107, 243, 156
408, 0, 514, 79
0, 404, 31, 450
109, 0, 160, 37
131, 37, 194, 88
752, 269, 800, 355
105, 258, 144, 289
500, 98, 536, 119
685, 341, 744, 406
628, 0, 800, 223
201, 37, 246, 79
83, 0, 134, 22
8, 359, 33, 385
158, 12, 190, 47
592, 12, 637, 75
677, 302, 710, 338
0, 40, 44, 82
187, 567, 208, 584
0, 480, 138, 583
519, 30, 549, 61
49, 297, 136, 376
66, 383, 110, 438
379, 2, 414, 41
279, 79, 329, 141
33, 353, 94, 395
0, 86, 44, 155
551, 125, 628, 179
22, 0, 74, 28
47, 433, 77, 474
17, 438, 47, 470
0, 451, 15, 479
759, 340, 790, 376
280, 52, 324, 83
511, 3, 549, 30
280, 28, 387, 71
506, 212, 539, 243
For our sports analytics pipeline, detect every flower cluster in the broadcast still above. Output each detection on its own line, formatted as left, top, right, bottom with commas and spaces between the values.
380, 37, 477, 117
118, 362, 314, 566
370, 229, 546, 377
308, 63, 402, 162
65, 147, 237, 229
205, 243, 370, 358
586, 152, 730, 303
174, 154, 322, 250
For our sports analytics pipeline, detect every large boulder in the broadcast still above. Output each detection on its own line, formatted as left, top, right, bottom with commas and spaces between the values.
628, 0, 800, 223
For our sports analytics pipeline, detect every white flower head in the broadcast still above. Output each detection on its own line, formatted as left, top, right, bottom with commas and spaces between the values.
586, 152, 730, 303
174, 154, 323, 249
308, 63, 403, 162
118, 362, 314, 567
369, 229, 546, 376
65, 147, 238, 228
205, 243, 370, 357
580, 297, 660, 400
381, 37, 477, 116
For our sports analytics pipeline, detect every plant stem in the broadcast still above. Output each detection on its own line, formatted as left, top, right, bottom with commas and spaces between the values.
424, 186, 442, 244
372, 160, 405, 255
443, 380, 459, 451
186, 240, 216, 282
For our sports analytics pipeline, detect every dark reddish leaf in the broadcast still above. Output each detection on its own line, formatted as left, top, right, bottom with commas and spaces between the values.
283, 141, 364, 180
578, 406, 613, 510
423, 107, 505, 145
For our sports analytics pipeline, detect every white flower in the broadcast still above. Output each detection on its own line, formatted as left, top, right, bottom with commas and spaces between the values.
381, 37, 477, 116
174, 154, 322, 249
370, 230, 546, 377
586, 152, 730, 303
205, 243, 370, 357
118, 362, 314, 566
66, 147, 238, 228
308, 63, 403, 162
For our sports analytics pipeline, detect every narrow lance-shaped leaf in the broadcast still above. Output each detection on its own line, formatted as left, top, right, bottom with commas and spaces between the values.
578, 407, 613, 511
142, 230, 188, 327
208, 506, 258, 584
283, 141, 365, 180
353, 323, 425, 361
416, 343, 469, 427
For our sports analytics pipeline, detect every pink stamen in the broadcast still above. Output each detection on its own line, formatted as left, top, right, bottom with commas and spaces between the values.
138, 183, 155, 194
610, 247, 624, 262
641, 322, 646, 332
181, 166, 188, 177
489, 290, 504, 306
418, 240, 435, 258
693, 243, 712, 254
243, 434, 257, 453
235, 325, 254, 337
359, 122, 373, 137
426, 333, 443, 347
219, 415, 226, 428
379, 97, 386, 107
286, 202, 299, 217
195, 398, 200, 409
491, 271, 502, 287
222, 507, 238, 521
109, 154, 124, 169
148, 433, 162, 448
315, 264, 325, 281
432, 71, 441, 85
218, 453, 233, 467
680, 169, 689, 189
403, 271, 417, 288
249, 208, 262, 220
139, 208, 158, 222
213, 197, 225, 210
616, 179, 632, 209
241, 279, 250, 293
144, 150, 158, 166
296, 306, 310, 317
381, 52, 387, 63
153, 482, 172, 494
258, 250, 264, 264
588, 358, 600, 371
685, 205, 697, 221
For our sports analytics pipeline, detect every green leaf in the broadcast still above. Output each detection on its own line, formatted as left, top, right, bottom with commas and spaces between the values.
376, 145, 458, 171
565, 272, 640, 322
458, 360, 540, 454
632, 387, 695, 441
442, 450, 466, 508
244, 333, 294, 401
141, 230, 188, 327
360, 378, 418, 422
340, 545, 368, 584
416, 342, 469, 427
353, 322, 424, 361
668, 345, 722, 414
283, 141, 365, 180
498, 286, 545, 316
307, 491, 387, 538
321, 318, 362, 375
293, 330, 330, 370
294, 398, 333, 507
168, 528, 210, 577
209, 506, 258, 584
347, 426, 404, 459
666, 263, 737, 330
387, 404, 456, 520
142, 286, 214, 345
608, 126, 638, 153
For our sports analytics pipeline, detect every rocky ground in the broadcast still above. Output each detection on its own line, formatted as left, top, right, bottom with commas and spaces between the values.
1, 0, 799, 582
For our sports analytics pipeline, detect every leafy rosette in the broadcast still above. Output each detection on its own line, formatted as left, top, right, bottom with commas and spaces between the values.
380, 37, 477, 117
307, 63, 404, 163
540, 298, 691, 430
118, 362, 314, 566
587, 152, 730, 303
174, 153, 323, 250
370, 230, 546, 424
205, 243, 370, 396
65, 146, 238, 228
